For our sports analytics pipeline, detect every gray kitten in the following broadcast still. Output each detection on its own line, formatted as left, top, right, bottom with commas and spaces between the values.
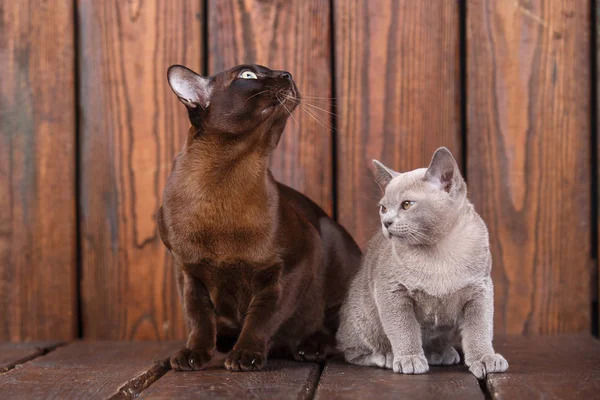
336, 147, 508, 379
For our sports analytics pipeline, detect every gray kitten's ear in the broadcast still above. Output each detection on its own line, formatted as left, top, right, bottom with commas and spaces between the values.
424, 147, 462, 194
373, 160, 398, 188
167, 65, 212, 109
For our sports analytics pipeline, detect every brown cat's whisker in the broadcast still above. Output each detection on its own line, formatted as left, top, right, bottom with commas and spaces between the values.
299, 104, 335, 131
243, 90, 269, 105
277, 96, 299, 128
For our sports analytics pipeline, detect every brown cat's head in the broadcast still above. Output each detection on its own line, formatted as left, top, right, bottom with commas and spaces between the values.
167, 64, 299, 137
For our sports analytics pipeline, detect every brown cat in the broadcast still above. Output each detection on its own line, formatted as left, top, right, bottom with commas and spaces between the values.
158, 64, 361, 372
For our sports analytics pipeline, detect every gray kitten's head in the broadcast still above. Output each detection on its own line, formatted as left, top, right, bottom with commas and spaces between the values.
373, 147, 467, 245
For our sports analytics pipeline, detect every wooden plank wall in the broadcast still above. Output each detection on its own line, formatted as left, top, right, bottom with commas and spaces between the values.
467, 0, 592, 334
0, 0, 597, 339
334, 0, 461, 247
209, 0, 333, 214
78, 0, 201, 339
0, 0, 77, 340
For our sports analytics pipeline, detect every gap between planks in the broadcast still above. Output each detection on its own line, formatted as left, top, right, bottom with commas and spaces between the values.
109, 358, 172, 400
0, 342, 66, 376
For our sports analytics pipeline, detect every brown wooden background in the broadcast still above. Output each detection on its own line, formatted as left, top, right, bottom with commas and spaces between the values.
0, 0, 597, 341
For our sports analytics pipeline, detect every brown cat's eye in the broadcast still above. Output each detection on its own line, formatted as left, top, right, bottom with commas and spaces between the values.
379, 205, 387, 213
401, 201, 415, 210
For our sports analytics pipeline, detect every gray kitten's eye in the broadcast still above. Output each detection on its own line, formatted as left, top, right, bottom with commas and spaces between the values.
379, 205, 387, 213
239, 70, 258, 79
401, 201, 415, 210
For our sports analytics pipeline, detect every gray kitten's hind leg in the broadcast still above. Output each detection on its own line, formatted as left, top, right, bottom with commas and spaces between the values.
424, 336, 461, 365
345, 348, 393, 369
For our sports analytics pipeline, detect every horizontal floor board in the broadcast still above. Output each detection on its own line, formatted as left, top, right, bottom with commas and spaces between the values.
0, 341, 182, 399
486, 335, 600, 399
0, 342, 63, 372
314, 357, 483, 400
139, 355, 320, 400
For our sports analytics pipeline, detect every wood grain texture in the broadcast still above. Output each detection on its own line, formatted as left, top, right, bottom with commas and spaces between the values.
334, 0, 461, 246
0, 0, 77, 340
315, 358, 482, 400
78, 0, 203, 339
597, 1, 600, 339
0, 341, 182, 399
0, 342, 62, 372
467, 0, 592, 334
209, 0, 333, 214
140, 355, 320, 399
486, 335, 600, 399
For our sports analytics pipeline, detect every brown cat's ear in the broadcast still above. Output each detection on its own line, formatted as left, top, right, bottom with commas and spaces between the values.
372, 160, 398, 189
167, 65, 212, 109
424, 147, 463, 195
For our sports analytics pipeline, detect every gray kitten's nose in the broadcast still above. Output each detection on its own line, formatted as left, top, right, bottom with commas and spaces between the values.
383, 221, 392, 229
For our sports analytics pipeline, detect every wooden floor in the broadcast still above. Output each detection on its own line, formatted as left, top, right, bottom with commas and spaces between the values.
0, 335, 598, 399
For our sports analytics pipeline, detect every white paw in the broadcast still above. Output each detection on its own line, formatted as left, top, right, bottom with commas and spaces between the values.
392, 355, 429, 374
469, 353, 508, 379
426, 345, 460, 365
372, 353, 386, 368
385, 353, 393, 369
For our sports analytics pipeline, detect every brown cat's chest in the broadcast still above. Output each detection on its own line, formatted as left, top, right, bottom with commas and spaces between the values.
184, 260, 258, 325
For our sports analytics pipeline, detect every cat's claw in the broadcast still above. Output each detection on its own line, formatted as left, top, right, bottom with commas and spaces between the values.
468, 353, 508, 379
170, 348, 213, 371
392, 355, 429, 374
426, 345, 460, 365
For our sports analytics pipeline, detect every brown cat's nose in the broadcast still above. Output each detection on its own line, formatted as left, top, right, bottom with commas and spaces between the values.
281, 72, 292, 81
383, 221, 392, 229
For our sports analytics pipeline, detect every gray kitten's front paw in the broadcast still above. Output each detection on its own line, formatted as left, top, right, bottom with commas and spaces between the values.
426, 344, 460, 365
385, 353, 393, 369
392, 355, 429, 374
468, 353, 508, 379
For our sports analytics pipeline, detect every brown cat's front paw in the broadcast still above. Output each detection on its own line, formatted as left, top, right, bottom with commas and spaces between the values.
468, 353, 508, 379
392, 355, 429, 374
170, 348, 213, 371
294, 331, 335, 362
225, 348, 266, 372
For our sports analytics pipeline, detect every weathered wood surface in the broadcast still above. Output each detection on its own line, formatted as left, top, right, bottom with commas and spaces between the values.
487, 335, 600, 399
0, 342, 62, 372
0, 0, 77, 341
314, 358, 483, 400
334, 0, 461, 246
140, 355, 320, 400
0, 341, 182, 399
0, 336, 598, 399
467, 0, 592, 334
209, 0, 334, 214
78, 0, 202, 340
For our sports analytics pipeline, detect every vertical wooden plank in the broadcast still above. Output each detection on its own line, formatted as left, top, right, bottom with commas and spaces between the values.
78, 0, 202, 339
468, 0, 591, 333
597, 0, 600, 338
209, 0, 333, 214
334, 0, 461, 246
0, 1, 77, 340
